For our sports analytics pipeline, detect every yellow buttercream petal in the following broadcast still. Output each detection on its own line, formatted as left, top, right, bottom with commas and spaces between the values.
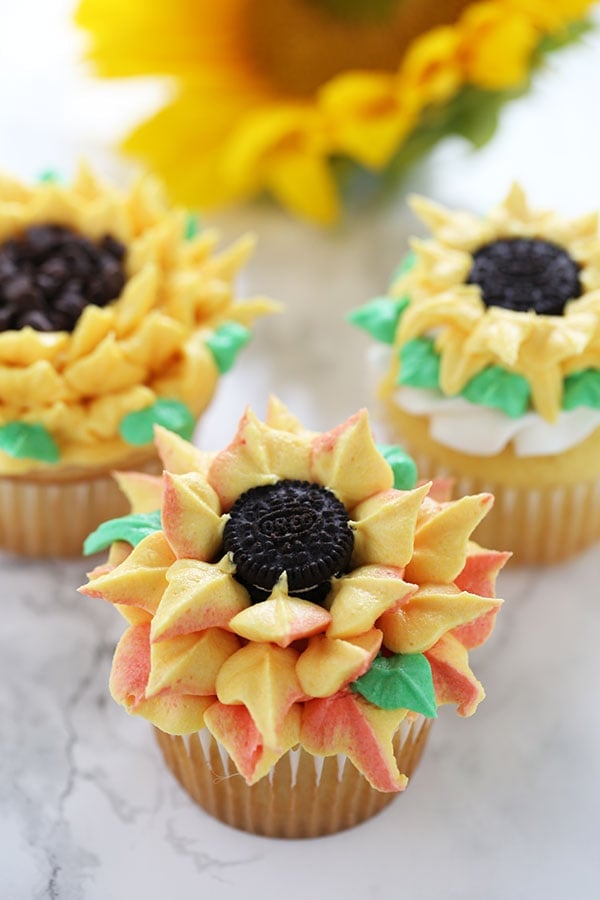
407, 494, 494, 584
161, 471, 224, 560
229, 581, 332, 648
296, 629, 382, 698
326, 565, 416, 640
151, 557, 249, 642
146, 628, 240, 698
311, 409, 392, 510
63, 333, 146, 397
153, 424, 213, 475
113, 470, 163, 514
409, 195, 494, 251
379, 583, 501, 655
216, 642, 303, 749
351, 483, 430, 568
265, 395, 310, 435
0, 360, 70, 406
113, 265, 159, 336
0, 328, 68, 366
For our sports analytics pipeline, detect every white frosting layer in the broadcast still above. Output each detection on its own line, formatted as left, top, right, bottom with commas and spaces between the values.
369, 346, 600, 457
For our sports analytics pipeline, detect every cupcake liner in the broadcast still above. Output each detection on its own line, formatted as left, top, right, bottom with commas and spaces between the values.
0, 451, 161, 558
408, 447, 600, 565
155, 715, 432, 839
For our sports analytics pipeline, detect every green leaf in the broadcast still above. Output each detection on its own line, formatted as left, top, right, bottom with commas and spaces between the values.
391, 250, 417, 284
461, 366, 531, 418
206, 321, 251, 374
398, 337, 440, 389
37, 169, 60, 184
347, 295, 409, 344
0, 422, 59, 463
377, 443, 417, 490
563, 369, 600, 411
351, 653, 437, 717
184, 213, 201, 240
84, 509, 162, 556
119, 399, 195, 446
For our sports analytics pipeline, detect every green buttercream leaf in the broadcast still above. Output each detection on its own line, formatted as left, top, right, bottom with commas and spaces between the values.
83, 509, 162, 556
119, 399, 195, 446
461, 366, 531, 418
377, 443, 417, 490
184, 213, 201, 240
351, 653, 437, 717
38, 169, 60, 183
563, 369, 600, 411
206, 322, 251, 374
398, 338, 440, 389
391, 250, 417, 283
0, 422, 59, 463
348, 296, 409, 344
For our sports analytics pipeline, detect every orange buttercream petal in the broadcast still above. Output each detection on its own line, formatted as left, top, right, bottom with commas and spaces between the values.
79, 531, 175, 614
136, 694, 213, 734
146, 628, 240, 698
113, 470, 163, 514
161, 471, 224, 560
204, 703, 302, 785
296, 629, 382, 698
310, 409, 393, 509
351, 483, 430, 568
153, 424, 213, 475
229, 584, 331, 648
327, 564, 415, 639
150, 557, 249, 642
300, 693, 408, 792
215, 642, 304, 748
455, 543, 511, 598
425, 633, 485, 717
110, 622, 151, 709
379, 583, 501, 655
406, 494, 494, 584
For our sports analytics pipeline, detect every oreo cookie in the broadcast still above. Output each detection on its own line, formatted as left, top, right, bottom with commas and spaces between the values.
223, 479, 354, 604
0, 225, 126, 333
467, 237, 581, 316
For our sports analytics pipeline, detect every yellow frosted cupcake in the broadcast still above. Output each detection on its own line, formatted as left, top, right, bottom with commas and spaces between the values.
80, 399, 506, 838
351, 186, 600, 564
0, 167, 276, 556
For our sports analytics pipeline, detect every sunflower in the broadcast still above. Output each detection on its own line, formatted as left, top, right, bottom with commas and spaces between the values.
351, 185, 600, 424
0, 166, 274, 474
81, 400, 506, 791
75, 0, 595, 224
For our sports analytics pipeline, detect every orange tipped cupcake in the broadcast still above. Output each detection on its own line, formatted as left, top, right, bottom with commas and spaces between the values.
351, 186, 600, 564
80, 400, 507, 838
0, 166, 276, 557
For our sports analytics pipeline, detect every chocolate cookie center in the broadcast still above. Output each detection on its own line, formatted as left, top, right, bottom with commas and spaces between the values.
466, 237, 581, 316
0, 224, 126, 333
223, 479, 354, 604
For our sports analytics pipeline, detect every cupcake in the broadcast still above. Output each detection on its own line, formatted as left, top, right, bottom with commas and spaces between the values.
351, 185, 600, 564
0, 166, 275, 557
80, 399, 507, 838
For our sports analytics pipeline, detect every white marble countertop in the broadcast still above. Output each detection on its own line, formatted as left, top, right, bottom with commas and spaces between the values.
2, 3, 600, 898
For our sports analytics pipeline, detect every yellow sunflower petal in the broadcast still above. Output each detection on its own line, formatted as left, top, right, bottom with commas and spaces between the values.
151, 557, 249, 642
310, 409, 392, 509
146, 628, 240, 698
409, 195, 494, 251
161, 471, 224, 560
79, 532, 175, 614
351, 483, 431, 568
215, 642, 304, 749
296, 629, 382, 698
326, 565, 416, 640
406, 494, 494, 584
379, 583, 502, 655
113, 470, 163, 514
153, 424, 213, 475
459, 4, 539, 90
425, 632, 485, 716
229, 577, 331, 648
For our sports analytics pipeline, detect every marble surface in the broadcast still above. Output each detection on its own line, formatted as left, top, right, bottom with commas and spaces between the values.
2, 2, 600, 898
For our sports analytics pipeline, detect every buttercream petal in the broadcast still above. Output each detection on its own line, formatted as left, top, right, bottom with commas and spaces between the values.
146, 628, 240, 697
425, 633, 485, 716
229, 582, 331, 648
409, 195, 494, 250
151, 557, 249, 642
154, 424, 213, 475
296, 629, 382, 698
351, 483, 430, 568
379, 583, 501, 654
326, 565, 416, 639
406, 494, 494, 584
215, 643, 304, 748
113, 470, 163, 514
161, 471, 224, 560
310, 409, 392, 508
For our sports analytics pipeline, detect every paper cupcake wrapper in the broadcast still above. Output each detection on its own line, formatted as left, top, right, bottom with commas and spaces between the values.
0, 453, 161, 558
155, 715, 432, 839
409, 448, 600, 564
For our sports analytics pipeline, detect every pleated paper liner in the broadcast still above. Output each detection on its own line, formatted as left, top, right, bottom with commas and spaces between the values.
155, 715, 432, 839
378, 400, 600, 565
0, 449, 161, 557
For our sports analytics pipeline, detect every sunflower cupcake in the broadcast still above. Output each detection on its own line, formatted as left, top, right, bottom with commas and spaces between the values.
80, 399, 506, 838
351, 185, 600, 564
0, 166, 275, 557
